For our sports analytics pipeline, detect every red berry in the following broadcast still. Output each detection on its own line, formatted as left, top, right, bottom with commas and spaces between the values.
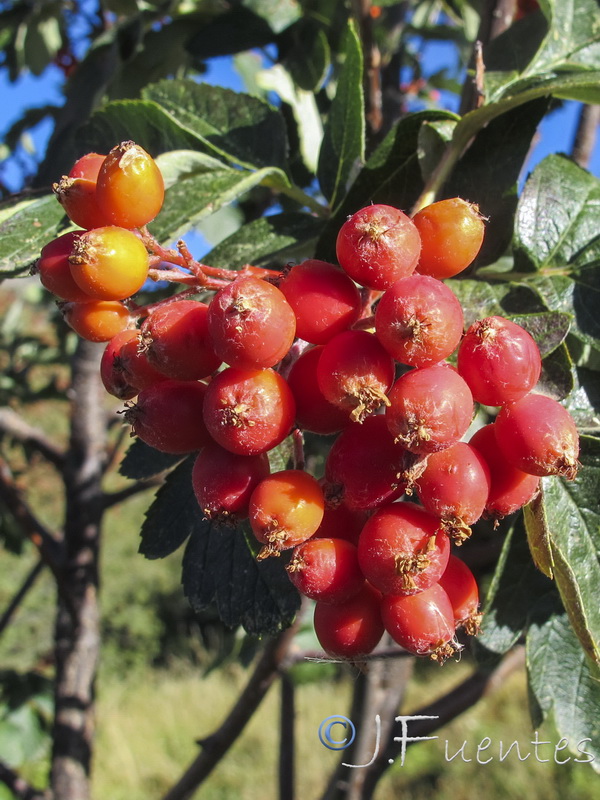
101, 329, 165, 400
494, 394, 580, 479
95, 141, 164, 229
314, 582, 384, 658
317, 330, 395, 423
323, 416, 406, 511
191, 443, 270, 522
386, 364, 473, 454
125, 379, 209, 454
68, 152, 106, 181
469, 423, 540, 520
140, 300, 221, 381
381, 583, 457, 660
68, 226, 149, 301
286, 346, 350, 435
357, 501, 450, 595
438, 555, 481, 634
457, 316, 541, 406
413, 198, 484, 279
414, 442, 491, 543
207, 276, 296, 369
374, 274, 464, 367
202, 367, 295, 456
37, 232, 91, 302
249, 470, 324, 558
278, 259, 361, 344
287, 538, 364, 604
312, 494, 367, 546
52, 176, 109, 230
336, 204, 421, 289
62, 299, 132, 342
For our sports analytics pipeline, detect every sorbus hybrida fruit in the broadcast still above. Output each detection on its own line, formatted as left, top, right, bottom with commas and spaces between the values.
413, 198, 484, 279
37, 232, 91, 302
286, 346, 350, 435
287, 538, 364, 604
68, 152, 106, 181
313, 582, 384, 658
381, 583, 457, 660
438, 555, 481, 634
100, 329, 166, 400
61, 299, 132, 342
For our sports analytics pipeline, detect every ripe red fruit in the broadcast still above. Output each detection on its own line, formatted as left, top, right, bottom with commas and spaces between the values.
140, 300, 221, 381
202, 367, 295, 456
37, 232, 91, 302
336, 204, 421, 289
278, 259, 361, 344
68, 226, 149, 300
191, 443, 270, 522
100, 329, 166, 400
207, 276, 296, 369
313, 582, 384, 658
386, 364, 473, 454
286, 538, 364, 604
357, 501, 450, 595
286, 346, 351, 435
317, 330, 395, 423
494, 394, 580, 479
125, 379, 209, 453
323, 416, 406, 511
374, 274, 464, 367
52, 176, 109, 231
61, 299, 132, 341
439, 555, 481, 634
312, 494, 367, 546
457, 316, 541, 406
381, 583, 457, 660
413, 198, 484, 279
414, 442, 491, 543
469, 423, 540, 520
68, 152, 106, 181
95, 141, 164, 229
249, 470, 324, 558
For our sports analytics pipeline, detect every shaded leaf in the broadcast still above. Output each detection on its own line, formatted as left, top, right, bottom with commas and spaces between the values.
185, 7, 274, 59
446, 278, 546, 329
120, 438, 183, 481
317, 20, 365, 210
508, 311, 571, 356
537, 343, 575, 401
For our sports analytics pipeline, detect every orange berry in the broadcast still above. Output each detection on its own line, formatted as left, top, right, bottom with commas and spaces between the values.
62, 299, 132, 342
413, 198, 485, 279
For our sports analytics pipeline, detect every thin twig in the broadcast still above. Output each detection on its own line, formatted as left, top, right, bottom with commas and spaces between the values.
0, 762, 50, 800
0, 559, 46, 637
101, 477, 164, 510
279, 672, 296, 800
0, 408, 65, 469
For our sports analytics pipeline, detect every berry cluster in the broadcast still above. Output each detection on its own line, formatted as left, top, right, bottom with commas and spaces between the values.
38, 142, 580, 664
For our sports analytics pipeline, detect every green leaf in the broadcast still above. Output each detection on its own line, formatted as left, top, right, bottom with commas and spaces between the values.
527, 612, 600, 769
150, 161, 290, 245
139, 457, 198, 559
537, 343, 575, 401
120, 438, 183, 481
524, 436, 600, 666
203, 213, 325, 270
508, 311, 571, 356
445, 278, 546, 329
182, 520, 301, 635
143, 80, 289, 172
417, 119, 456, 186
267, 436, 295, 473
185, 7, 274, 59
0, 194, 66, 279
283, 19, 330, 92
244, 0, 301, 33
317, 20, 365, 211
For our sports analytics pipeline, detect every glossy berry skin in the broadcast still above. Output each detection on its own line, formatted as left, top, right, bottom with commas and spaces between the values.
287, 538, 364, 604
141, 300, 221, 381
336, 204, 421, 290
62, 300, 131, 342
207, 276, 296, 369
249, 470, 324, 558
312, 492, 367, 546
95, 141, 164, 229
278, 259, 361, 344
495, 394, 580, 480
439, 555, 481, 634
202, 367, 296, 456
286, 346, 350, 435
413, 198, 484, 279
52, 176, 109, 231
415, 442, 491, 541
374, 274, 464, 367
357, 501, 450, 596
314, 582, 384, 658
68, 152, 106, 180
191, 443, 270, 522
386, 364, 473, 454
317, 330, 395, 423
457, 316, 541, 406
68, 226, 149, 300
381, 583, 456, 659
37, 232, 91, 302
100, 329, 166, 400
469, 423, 540, 519
125, 380, 209, 454
323, 416, 406, 511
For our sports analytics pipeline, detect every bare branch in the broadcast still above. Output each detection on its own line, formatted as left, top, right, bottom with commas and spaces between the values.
351, 0, 383, 138
572, 104, 600, 169
0, 457, 64, 574
0, 559, 46, 637
0, 407, 65, 469
0, 762, 51, 800
101, 477, 163, 510
279, 672, 296, 800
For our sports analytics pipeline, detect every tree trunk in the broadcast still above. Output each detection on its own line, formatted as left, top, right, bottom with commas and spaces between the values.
50, 339, 106, 799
